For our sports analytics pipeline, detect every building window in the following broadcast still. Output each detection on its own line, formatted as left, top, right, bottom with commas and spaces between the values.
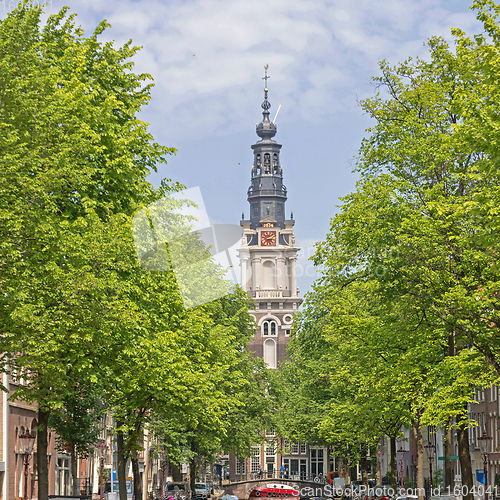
263, 320, 277, 336
300, 459, 307, 478
57, 458, 71, 495
310, 448, 324, 476
264, 153, 271, 173
283, 440, 291, 454
300, 443, 306, 454
236, 458, 246, 474
291, 441, 299, 454
266, 443, 276, 456
251, 446, 260, 472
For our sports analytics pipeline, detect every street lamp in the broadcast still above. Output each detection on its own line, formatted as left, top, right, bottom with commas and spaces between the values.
478, 431, 492, 500
424, 444, 435, 492
397, 447, 405, 490
19, 429, 36, 500
97, 441, 108, 500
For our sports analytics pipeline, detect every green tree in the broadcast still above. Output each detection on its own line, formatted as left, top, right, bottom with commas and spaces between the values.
307, 5, 500, 496
278, 4, 500, 498
147, 289, 271, 494
0, 5, 176, 499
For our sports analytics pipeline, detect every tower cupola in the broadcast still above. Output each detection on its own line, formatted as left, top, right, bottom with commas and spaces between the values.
256, 88, 277, 140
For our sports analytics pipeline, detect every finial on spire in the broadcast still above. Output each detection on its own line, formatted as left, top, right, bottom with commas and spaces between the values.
291, 211, 294, 220
263, 64, 270, 90
262, 65, 271, 111
242, 211, 245, 220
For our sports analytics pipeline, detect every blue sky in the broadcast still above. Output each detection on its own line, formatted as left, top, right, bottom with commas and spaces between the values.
3, 0, 482, 295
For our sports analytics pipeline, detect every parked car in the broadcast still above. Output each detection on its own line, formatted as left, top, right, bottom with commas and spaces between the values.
104, 479, 133, 500
165, 481, 190, 500
194, 482, 210, 499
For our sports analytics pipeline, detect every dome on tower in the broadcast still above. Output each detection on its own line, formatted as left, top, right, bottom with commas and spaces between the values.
256, 87, 277, 140
256, 116, 276, 139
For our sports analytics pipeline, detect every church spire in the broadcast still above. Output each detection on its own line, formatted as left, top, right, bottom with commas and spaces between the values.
245, 66, 290, 229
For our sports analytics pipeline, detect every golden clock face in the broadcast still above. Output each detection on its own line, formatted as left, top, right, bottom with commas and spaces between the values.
261, 231, 277, 246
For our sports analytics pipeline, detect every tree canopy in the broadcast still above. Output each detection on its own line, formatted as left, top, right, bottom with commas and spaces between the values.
0, 5, 269, 500
276, 1, 500, 496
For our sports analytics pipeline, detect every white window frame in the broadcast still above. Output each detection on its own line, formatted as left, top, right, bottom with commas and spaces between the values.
263, 320, 277, 336
251, 446, 260, 472
236, 458, 246, 474
266, 442, 276, 457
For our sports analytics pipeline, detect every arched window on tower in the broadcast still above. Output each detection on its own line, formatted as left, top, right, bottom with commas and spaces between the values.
262, 320, 277, 336
264, 153, 271, 173
273, 153, 279, 174
255, 154, 262, 176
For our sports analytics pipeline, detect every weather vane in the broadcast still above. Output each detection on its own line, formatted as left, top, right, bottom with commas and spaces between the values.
263, 64, 270, 89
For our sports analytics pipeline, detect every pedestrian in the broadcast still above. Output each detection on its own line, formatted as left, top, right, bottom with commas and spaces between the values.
280, 464, 284, 479
259, 465, 263, 479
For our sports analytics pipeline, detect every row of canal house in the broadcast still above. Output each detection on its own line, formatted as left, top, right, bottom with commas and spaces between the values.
376, 386, 500, 494
0, 370, 153, 500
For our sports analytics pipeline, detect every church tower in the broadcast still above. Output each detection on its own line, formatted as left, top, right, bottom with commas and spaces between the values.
238, 72, 302, 369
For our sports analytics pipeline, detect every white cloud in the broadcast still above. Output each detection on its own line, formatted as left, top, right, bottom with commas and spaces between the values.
3, 0, 482, 142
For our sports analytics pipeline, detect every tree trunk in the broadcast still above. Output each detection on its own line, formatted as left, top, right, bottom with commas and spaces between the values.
338, 456, 345, 483
390, 435, 398, 490
143, 437, 150, 500
132, 452, 143, 500
171, 463, 183, 482
117, 427, 128, 500
412, 415, 424, 500
71, 444, 78, 495
457, 410, 473, 500
444, 419, 453, 489
360, 443, 369, 486
38, 407, 50, 500
190, 441, 199, 496
445, 334, 456, 491
375, 450, 381, 486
